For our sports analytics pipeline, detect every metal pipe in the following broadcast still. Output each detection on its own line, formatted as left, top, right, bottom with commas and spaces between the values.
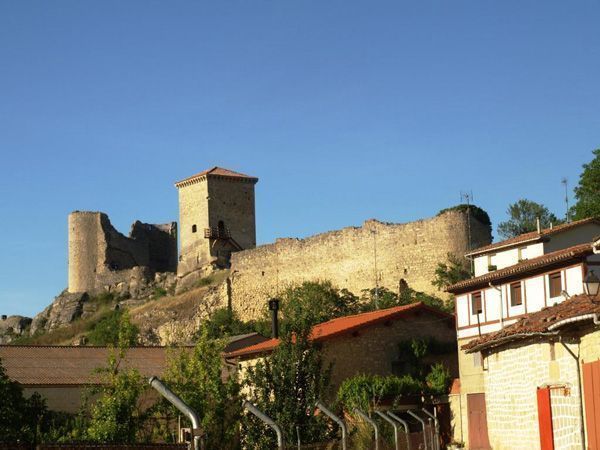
407, 410, 429, 450
243, 401, 284, 450
387, 412, 411, 450
422, 408, 439, 450
268, 298, 280, 338
559, 340, 586, 450
375, 411, 399, 450
315, 401, 347, 450
489, 282, 504, 329
354, 408, 379, 450
149, 376, 201, 450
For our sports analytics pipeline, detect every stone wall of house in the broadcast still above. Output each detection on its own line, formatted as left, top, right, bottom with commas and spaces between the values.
321, 310, 458, 392
68, 211, 177, 294
483, 341, 582, 450
229, 209, 491, 321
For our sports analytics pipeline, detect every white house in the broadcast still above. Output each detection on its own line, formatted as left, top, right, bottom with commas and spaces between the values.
446, 218, 600, 449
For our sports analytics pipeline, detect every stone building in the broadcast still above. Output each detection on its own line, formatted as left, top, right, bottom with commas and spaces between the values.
225, 302, 457, 393
68, 211, 177, 294
447, 218, 600, 449
461, 294, 600, 450
174, 167, 258, 276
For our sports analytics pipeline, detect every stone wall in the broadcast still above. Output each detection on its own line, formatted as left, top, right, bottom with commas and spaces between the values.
321, 310, 458, 392
229, 209, 491, 320
483, 340, 582, 450
68, 211, 177, 293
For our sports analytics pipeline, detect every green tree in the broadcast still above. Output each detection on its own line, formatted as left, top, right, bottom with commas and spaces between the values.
0, 358, 50, 444
571, 149, 600, 220
162, 326, 241, 449
85, 313, 145, 443
497, 199, 562, 239
242, 289, 333, 449
87, 310, 139, 346
432, 253, 472, 290
280, 281, 361, 328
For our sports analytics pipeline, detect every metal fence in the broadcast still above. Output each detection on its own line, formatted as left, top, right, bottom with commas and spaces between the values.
0, 445, 187, 450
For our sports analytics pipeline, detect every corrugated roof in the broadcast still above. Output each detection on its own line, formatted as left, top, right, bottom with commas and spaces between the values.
174, 166, 258, 187
447, 243, 593, 294
465, 218, 600, 257
462, 294, 600, 353
225, 302, 452, 359
0, 346, 176, 386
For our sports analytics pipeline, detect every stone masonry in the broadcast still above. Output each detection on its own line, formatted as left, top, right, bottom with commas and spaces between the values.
228, 209, 491, 320
68, 211, 177, 294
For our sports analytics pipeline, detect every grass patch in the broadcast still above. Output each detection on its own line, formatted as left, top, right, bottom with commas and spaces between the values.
195, 276, 214, 287
153, 287, 168, 299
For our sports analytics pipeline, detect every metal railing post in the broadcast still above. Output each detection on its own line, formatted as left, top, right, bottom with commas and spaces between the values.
354, 408, 379, 450
407, 410, 429, 450
421, 408, 440, 450
243, 401, 285, 450
315, 401, 347, 450
375, 411, 399, 450
149, 377, 201, 450
387, 412, 411, 450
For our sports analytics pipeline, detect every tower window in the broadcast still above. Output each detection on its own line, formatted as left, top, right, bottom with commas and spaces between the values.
192, 224, 197, 233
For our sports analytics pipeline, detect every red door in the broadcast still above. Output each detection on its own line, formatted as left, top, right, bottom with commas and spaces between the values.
583, 360, 600, 450
467, 393, 491, 450
537, 387, 555, 450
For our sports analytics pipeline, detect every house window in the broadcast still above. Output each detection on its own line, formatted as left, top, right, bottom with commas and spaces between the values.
510, 282, 522, 306
192, 224, 197, 233
518, 247, 527, 261
471, 292, 482, 315
473, 352, 483, 367
549, 271, 562, 298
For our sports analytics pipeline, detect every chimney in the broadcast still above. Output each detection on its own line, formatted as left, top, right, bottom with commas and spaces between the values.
536, 217, 541, 234
268, 298, 280, 339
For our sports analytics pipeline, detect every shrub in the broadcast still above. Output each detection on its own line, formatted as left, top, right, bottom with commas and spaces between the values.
337, 374, 423, 411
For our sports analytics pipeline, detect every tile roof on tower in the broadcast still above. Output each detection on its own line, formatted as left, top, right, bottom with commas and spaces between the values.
174, 166, 258, 187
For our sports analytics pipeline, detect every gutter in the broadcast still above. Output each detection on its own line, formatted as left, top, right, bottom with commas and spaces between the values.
547, 313, 600, 331
464, 331, 558, 354
489, 282, 504, 329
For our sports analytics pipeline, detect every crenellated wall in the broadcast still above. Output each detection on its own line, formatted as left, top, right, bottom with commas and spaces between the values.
228, 209, 492, 320
68, 211, 177, 293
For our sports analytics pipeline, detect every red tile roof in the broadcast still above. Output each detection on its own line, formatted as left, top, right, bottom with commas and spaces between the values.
465, 218, 600, 257
174, 166, 258, 187
462, 294, 600, 353
225, 302, 453, 359
447, 243, 593, 294
0, 346, 178, 386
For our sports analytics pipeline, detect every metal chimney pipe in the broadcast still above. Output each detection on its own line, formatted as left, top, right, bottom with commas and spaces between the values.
268, 298, 280, 338
149, 377, 201, 450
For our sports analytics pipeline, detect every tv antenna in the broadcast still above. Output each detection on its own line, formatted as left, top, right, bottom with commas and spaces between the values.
561, 177, 570, 223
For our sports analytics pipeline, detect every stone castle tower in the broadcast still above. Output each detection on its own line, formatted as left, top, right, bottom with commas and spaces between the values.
174, 167, 258, 275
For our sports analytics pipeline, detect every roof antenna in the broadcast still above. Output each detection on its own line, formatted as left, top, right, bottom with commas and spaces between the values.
561, 177, 570, 223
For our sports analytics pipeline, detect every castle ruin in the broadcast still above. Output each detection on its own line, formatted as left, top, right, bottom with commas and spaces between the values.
66, 166, 492, 322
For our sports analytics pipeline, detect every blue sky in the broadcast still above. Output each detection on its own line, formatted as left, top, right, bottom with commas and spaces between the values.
1, 1, 599, 317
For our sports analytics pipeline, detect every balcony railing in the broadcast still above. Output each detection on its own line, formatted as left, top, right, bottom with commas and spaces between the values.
204, 227, 231, 240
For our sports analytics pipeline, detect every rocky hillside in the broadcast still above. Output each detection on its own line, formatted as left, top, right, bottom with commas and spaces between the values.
2, 270, 230, 346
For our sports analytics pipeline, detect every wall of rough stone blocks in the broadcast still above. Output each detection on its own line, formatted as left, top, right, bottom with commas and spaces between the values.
483, 341, 582, 450
228, 209, 491, 321
321, 310, 458, 392
68, 211, 177, 293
